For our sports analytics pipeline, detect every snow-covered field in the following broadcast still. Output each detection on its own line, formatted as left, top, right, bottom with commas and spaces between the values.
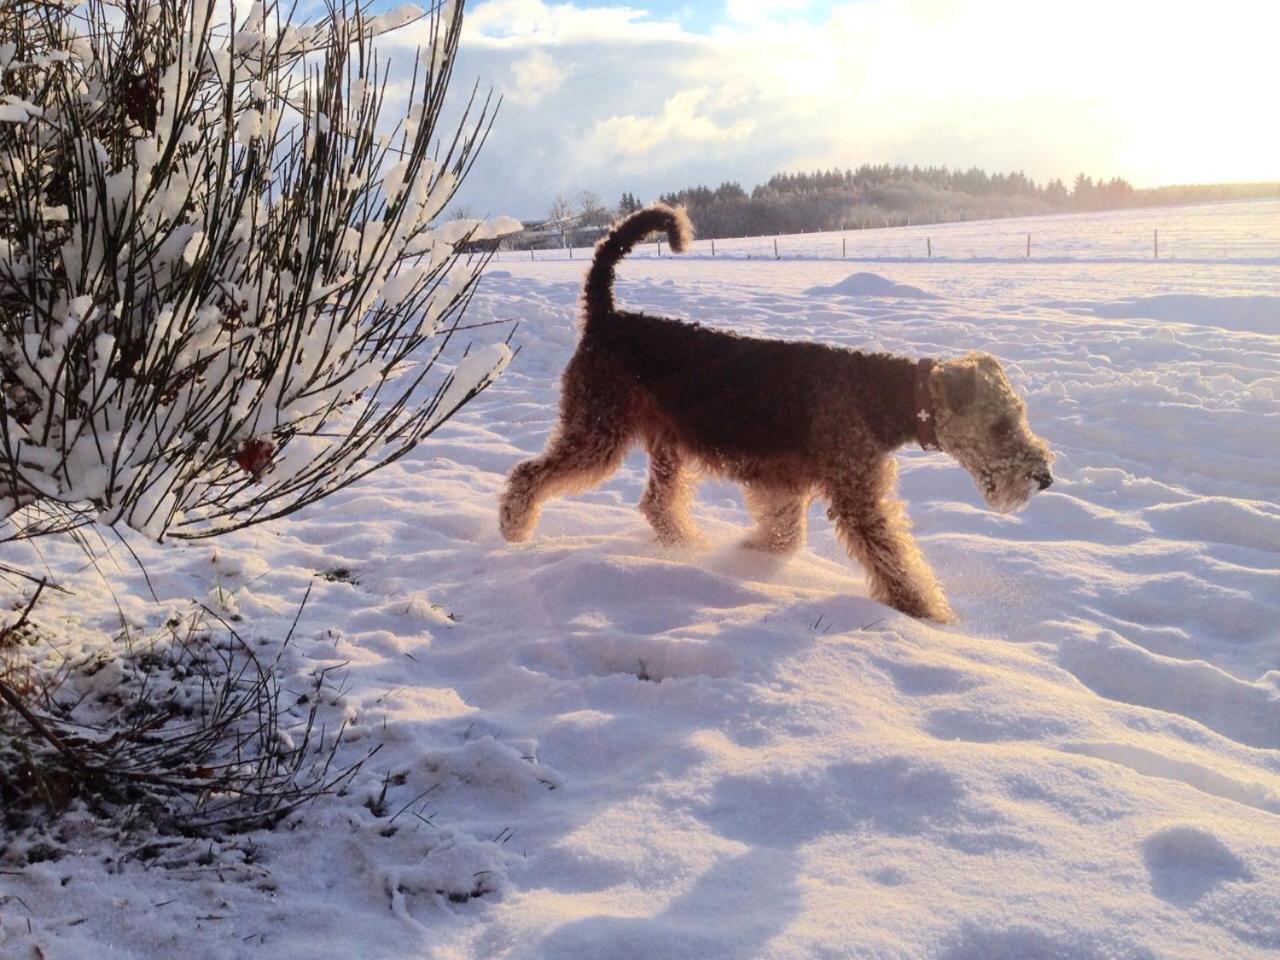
512, 198, 1280, 265
2, 201, 1278, 959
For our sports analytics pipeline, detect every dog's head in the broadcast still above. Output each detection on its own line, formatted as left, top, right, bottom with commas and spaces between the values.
930, 352, 1055, 513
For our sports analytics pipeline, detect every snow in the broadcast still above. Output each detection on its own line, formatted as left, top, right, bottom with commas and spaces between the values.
1043, 294, 1280, 335
2, 200, 1278, 959
526, 198, 1279, 265
807, 271, 940, 299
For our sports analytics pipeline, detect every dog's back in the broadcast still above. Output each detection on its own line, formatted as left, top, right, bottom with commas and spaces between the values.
579, 206, 910, 460
589, 310, 854, 458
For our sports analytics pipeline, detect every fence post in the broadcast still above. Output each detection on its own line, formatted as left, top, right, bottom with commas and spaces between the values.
657, 238, 663, 257
531, 248, 535, 262
774, 237, 779, 260
842, 236, 846, 259
569, 244, 573, 260
711, 237, 716, 257
1026, 233, 1031, 258
1154, 229, 1159, 260
927, 237, 932, 258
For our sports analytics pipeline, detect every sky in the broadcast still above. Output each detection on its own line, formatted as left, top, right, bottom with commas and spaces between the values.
378, 0, 1280, 220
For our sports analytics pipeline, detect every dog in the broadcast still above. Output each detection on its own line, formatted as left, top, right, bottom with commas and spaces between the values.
499, 205, 1054, 621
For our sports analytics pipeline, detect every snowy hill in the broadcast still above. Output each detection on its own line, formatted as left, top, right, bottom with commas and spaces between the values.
2, 203, 1278, 959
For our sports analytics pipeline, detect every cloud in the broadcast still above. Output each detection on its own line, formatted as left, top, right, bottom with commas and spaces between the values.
392, 0, 1280, 218
503, 49, 569, 104
576, 88, 757, 172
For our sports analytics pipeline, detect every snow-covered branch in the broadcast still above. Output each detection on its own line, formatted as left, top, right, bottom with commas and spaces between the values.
0, 0, 517, 540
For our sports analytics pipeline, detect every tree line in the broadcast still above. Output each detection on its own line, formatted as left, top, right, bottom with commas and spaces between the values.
511, 167, 1279, 249
650, 165, 1280, 240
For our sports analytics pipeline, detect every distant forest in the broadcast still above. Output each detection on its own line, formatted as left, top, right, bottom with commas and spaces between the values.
649, 167, 1280, 239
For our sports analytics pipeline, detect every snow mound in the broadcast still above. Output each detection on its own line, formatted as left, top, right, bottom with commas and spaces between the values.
938, 923, 1160, 960
1142, 825, 1252, 904
1059, 631, 1280, 751
422, 734, 564, 794
1046, 294, 1280, 335
1143, 497, 1280, 554
806, 272, 940, 299
385, 832, 514, 929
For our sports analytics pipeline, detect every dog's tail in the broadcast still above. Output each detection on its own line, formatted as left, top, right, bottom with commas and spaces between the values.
583, 204, 693, 325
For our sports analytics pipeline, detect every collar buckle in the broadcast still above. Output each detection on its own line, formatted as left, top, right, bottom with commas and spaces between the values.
914, 358, 941, 451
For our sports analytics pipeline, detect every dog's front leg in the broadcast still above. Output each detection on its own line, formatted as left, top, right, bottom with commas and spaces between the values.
823, 461, 954, 623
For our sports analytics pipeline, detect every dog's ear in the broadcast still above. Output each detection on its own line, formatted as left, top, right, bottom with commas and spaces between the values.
939, 362, 978, 415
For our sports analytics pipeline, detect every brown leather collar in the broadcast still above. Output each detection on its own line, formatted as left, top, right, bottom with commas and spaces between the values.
914, 358, 941, 451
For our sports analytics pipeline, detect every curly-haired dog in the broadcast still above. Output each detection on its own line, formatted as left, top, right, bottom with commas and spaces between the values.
499, 205, 1054, 621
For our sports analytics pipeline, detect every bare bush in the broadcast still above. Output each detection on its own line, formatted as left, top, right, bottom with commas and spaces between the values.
0, 588, 369, 837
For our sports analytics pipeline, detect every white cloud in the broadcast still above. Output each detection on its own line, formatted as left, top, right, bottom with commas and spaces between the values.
576, 88, 757, 172
407, 0, 1280, 217
504, 49, 569, 104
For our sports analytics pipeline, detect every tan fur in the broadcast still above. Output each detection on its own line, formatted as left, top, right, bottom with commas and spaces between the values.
930, 352, 1055, 514
499, 206, 1054, 622
743, 485, 810, 554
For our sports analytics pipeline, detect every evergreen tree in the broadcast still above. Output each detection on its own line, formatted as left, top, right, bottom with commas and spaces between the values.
1072, 173, 1096, 209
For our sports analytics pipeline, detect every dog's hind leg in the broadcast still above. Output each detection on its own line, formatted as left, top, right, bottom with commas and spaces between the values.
742, 485, 809, 554
823, 459, 954, 623
499, 421, 631, 542
500, 357, 634, 542
639, 439, 699, 546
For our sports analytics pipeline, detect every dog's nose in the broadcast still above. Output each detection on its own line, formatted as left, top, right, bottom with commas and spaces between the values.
1033, 469, 1053, 491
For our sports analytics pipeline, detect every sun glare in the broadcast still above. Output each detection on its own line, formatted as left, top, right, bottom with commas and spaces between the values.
731, 0, 1280, 187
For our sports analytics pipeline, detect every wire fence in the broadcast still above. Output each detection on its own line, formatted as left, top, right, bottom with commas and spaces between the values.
494, 199, 1280, 266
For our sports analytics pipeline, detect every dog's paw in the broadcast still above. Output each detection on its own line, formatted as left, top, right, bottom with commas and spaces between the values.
741, 535, 803, 555
653, 527, 706, 550
896, 597, 955, 624
924, 605, 957, 625
498, 501, 535, 543
878, 586, 954, 624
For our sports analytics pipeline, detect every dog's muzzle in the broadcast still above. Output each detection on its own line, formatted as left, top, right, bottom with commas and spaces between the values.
1032, 469, 1053, 491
